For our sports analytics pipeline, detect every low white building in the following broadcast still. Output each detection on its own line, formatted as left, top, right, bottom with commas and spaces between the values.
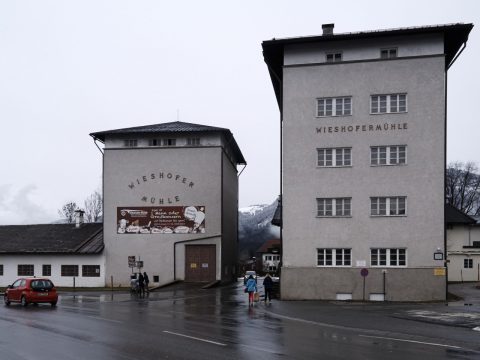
446, 205, 480, 282
0, 220, 104, 287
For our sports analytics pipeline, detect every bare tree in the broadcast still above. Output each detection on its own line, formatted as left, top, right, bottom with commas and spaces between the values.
58, 202, 80, 223
84, 191, 102, 223
446, 162, 480, 215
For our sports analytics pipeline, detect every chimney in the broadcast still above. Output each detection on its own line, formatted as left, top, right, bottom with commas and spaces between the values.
75, 210, 85, 228
322, 23, 334, 36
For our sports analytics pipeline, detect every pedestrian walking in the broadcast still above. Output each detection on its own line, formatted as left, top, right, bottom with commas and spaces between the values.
138, 272, 145, 296
245, 274, 257, 306
143, 272, 150, 293
263, 273, 273, 303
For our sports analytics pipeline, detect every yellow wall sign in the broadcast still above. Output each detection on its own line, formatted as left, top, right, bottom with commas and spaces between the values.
434, 268, 446, 276
190, 263, 197, 269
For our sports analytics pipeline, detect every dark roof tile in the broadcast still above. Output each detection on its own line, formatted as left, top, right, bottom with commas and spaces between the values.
0, 223, 103, 254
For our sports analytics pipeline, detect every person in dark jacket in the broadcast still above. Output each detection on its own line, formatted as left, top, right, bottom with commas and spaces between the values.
143, 272, 150, 293
138, 272, 145, 296
263, 273, 274, 303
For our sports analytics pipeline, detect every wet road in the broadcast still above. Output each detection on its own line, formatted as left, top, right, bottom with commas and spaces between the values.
1, 280, 479, 359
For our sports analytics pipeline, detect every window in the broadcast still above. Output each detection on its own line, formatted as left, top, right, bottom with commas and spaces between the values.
0, 264, 3, 276
371, 248, 406, 266
317, 198, 351, 217
187, 137, 200, 146
326, 52, 342, 62
371, 145, 406, 166
464, 259, 473, 269
42, 264, 51, 276
317, 97, 351, 117
163, 138, 176, 146
82, 265, 101, 277
371, 94, 407, 114
61, 265, 79, 277
124, 139, 138, 147
318, 147, 351, 167
380, 48, 397, 59
148, 139, 159, 146
317, 248, 351, 266
371, 197, 406, 216
18, 264, 34, 276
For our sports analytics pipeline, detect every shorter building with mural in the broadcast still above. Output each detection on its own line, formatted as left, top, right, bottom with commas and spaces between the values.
90, 121, 246, 286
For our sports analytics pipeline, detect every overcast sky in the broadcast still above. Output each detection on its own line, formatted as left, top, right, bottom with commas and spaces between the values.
0, 0, 479, 224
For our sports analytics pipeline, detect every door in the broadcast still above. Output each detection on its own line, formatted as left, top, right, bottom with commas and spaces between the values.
185, 245, 216, 282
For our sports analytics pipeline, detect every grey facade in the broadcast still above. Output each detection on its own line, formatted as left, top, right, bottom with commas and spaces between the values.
90, 122, 245, 287
263, 24, 473, 301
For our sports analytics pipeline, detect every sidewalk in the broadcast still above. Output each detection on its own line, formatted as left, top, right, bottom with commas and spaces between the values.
260, 282, 480, 331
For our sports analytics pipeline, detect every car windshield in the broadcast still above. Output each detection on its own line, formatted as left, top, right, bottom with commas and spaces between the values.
246, 271, 256, 276
31, 280, 54, 290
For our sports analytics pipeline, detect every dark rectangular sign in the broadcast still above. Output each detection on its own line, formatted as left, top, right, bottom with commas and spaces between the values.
117, 206, 205, 234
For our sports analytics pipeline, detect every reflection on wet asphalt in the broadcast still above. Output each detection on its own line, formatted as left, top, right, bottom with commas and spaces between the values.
0, 280, 479, 360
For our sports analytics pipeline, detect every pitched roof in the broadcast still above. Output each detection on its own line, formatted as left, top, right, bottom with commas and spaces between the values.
263, 23, 474, 109
445, 204, 476, 225
0, 223, 104, 254
90, 121, 246, 165
256, 239, 281, 254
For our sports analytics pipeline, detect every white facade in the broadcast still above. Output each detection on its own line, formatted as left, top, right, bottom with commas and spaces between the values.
0, 254, 105, 287
447, 224, 480, 282
92, 122, 245, 287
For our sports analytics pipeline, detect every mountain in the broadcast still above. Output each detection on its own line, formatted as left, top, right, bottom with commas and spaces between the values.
238, 200, 280, 261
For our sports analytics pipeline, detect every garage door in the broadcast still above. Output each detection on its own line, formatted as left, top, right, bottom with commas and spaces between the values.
185, 245, 216, 282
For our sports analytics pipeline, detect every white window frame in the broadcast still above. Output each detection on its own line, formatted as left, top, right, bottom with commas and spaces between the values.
317, 198, 351, 217
370, 145, 407, 166
163, 138, 176, 146
464, 258, 473, 269
124, 139, 138, 147
380, 48, 397, 59
370, 197, 406, 216
317, 147, 352, 167
371, 248, 407, 267
317, 248, 352, 267
187, 137, 200, 146
370, 94, 407, 114
326, 52, 342, 63
316, 97, 352, 117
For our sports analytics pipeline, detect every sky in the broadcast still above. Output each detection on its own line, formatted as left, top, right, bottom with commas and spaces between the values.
0, 0, 479, 224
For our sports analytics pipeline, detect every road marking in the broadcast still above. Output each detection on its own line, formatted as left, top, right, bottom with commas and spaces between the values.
86, 315, 123, 324
359, 335, 461, 349
474, 327, 480, 332
163, 330, 227, 346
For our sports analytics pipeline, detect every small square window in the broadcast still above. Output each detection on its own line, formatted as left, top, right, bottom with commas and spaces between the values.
42, 264, 51, 277
18, 264, 34, 276
326, 52, 342, 63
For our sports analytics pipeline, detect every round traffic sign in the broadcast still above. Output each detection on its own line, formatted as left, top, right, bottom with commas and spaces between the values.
360, 268, 369, 277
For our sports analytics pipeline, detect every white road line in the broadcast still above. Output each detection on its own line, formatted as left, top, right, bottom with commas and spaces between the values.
86, 315, 123, 324
359, 335, 461, 349
474, 327, 480, 332
163, 330, 227, 346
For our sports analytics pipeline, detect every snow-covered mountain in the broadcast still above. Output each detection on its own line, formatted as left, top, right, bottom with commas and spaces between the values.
238, 200, 280, 260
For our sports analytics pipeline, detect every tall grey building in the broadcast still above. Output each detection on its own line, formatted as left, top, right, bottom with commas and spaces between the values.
90, 121, 245, 286
263, 23, 473, 301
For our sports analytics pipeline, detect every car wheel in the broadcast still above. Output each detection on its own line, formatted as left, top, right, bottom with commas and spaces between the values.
21, 296, 28, 307
50, 301, 57, 307
4, 295, 10, 306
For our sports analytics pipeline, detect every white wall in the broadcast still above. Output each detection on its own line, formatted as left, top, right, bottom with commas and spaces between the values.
447, 225, 480, 282
0, 254, 105, 287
